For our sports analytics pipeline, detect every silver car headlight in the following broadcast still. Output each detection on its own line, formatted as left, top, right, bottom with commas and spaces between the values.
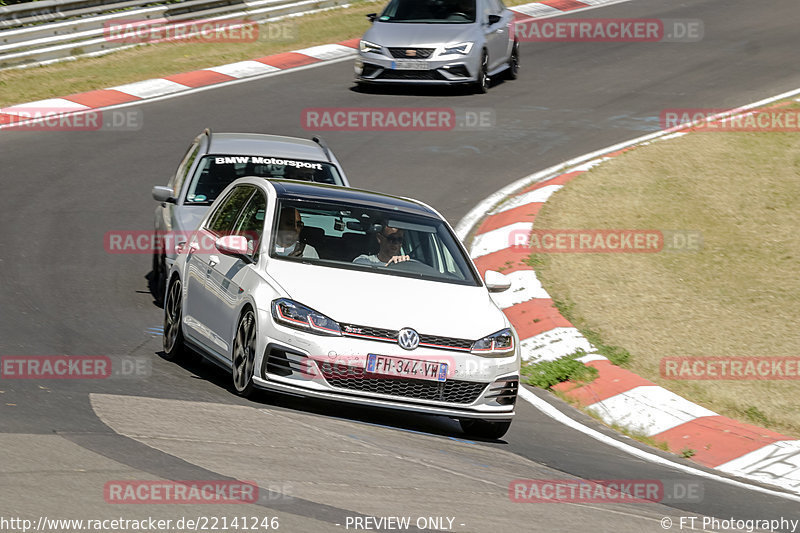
471, 328, 515, 357
360, 40, 383, 54
441, 42, 474, 56
272, 298, 342, 337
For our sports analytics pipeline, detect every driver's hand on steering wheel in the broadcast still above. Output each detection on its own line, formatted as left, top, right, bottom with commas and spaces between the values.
385, 255, 410, 266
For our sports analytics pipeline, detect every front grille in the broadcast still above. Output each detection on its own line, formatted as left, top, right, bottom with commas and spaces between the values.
388, 47, 435, 59
340, 324, 397, 341
319, 362, 487, 404
378, 69, 445, 81
339, 323, 473, 352
263, 344, 310, 377
419, 334, 472, 351
485, 376, 518, 406
361, 63, 382, 77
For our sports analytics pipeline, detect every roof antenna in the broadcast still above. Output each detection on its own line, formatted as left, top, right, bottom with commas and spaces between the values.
203, 128, 213, 154
312, 135, 333, 162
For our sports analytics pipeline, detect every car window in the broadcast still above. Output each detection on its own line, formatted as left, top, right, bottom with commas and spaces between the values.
205, 186, 255, 235
232, 190, 267, 262
270, 198, 480, 287
184, 155, 342, 205
379, 0, 477, 23
170, 140, 201, 196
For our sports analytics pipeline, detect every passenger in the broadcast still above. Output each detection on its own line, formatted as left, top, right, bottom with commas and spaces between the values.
274, 207, 319, 258
353, 225, 410, 266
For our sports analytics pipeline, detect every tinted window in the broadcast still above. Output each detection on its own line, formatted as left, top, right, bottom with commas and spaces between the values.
232, 191, 267, 262
185, 155, 342, 205
206, 186, 255, 235
170, 140, 201, 196
379, 0, 476, 23
270, 198, 480, 286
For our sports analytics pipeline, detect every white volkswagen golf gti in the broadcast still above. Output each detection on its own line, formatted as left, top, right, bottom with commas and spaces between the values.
164, 178, 520, 438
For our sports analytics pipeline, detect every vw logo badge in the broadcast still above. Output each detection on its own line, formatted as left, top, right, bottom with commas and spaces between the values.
397, 328, 420, 350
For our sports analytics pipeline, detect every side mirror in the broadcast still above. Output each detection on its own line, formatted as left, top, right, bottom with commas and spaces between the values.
215, 235, 252, 263
152, 186, 176, 203
484, 270, 511, 293
366, 13, 377, 22
487, 14, 501, 25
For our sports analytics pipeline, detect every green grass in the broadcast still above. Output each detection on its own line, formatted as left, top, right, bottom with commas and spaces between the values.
530, 101, 800, 438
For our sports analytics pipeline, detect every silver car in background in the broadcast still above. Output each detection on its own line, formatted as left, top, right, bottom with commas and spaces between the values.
151, 130, 350, 300
355, 0, 519, 92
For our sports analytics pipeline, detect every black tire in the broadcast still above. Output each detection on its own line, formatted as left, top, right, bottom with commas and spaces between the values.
506, 42, 519, 80
232, 308, 257, 398
474, 51, 490, 94
162, 277, 186, 361
152, 251, 167, 305
459, 419, 512, 439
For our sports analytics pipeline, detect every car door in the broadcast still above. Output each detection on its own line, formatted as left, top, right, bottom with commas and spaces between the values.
183, 185, 255, 356
483, 0, 510, 71
204, 188, 268, 360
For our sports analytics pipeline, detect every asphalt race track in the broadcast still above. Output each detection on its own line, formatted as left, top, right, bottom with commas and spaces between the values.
2, 0, 800, 531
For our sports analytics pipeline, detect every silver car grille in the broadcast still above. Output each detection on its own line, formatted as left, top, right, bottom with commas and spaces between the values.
388, 47, 435, 59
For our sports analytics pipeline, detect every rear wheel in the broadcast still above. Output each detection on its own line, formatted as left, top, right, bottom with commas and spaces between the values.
162, 277, 186, 361
459, 419, 511, 439
474, 51, 490, 94
232, 309, 257, 398
506, 42, 519, 80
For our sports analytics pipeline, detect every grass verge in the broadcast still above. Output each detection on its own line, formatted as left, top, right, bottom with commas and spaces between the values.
530, 101, 800, 438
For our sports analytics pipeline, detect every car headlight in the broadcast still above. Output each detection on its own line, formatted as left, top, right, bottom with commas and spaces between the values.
272, 298, 342, 336
441, 42, 473, 56
360, 40, 383, 54
471, 328, 515, 357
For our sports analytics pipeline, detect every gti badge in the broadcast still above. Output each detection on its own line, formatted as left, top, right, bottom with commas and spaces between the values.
397, 328, 420, 350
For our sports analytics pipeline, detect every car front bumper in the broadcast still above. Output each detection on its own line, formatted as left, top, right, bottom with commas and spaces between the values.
254, 328, 519, 420
355, 52, 480, 85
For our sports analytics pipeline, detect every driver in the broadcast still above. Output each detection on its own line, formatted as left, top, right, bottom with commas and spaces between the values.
353, 226, 410, 266
274, 207, 319, 258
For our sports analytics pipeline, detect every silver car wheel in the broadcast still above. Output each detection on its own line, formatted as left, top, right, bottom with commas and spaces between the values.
163, 278, 185, 360
475, 51, 490, 93
232, 309, 257, 397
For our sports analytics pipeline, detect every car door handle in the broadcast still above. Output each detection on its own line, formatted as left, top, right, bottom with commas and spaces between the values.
208, 255, 220, 267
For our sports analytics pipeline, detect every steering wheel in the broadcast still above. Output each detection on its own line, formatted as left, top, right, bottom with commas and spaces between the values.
383, 258, 439, 276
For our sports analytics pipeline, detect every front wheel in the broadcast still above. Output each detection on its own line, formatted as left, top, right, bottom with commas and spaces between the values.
232, 309, 257, 398
162, 278, 186, 361
459, 419, 511, 439
474, 51, 490, 94
506, 42, 519, 80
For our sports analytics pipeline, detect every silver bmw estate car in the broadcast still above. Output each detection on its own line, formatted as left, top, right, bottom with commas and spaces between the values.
151, 130, 350, 300
355, 0, 519, 92
163, 178, 520, 438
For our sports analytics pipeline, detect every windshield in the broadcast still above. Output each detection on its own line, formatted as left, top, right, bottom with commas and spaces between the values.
184, 155, 342, 205
269, 199, 480, 286
378, 0, 476, 23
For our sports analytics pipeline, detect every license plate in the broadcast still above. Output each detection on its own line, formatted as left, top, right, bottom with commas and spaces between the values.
366, 354, 447, 382
391, 60, 429, 70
